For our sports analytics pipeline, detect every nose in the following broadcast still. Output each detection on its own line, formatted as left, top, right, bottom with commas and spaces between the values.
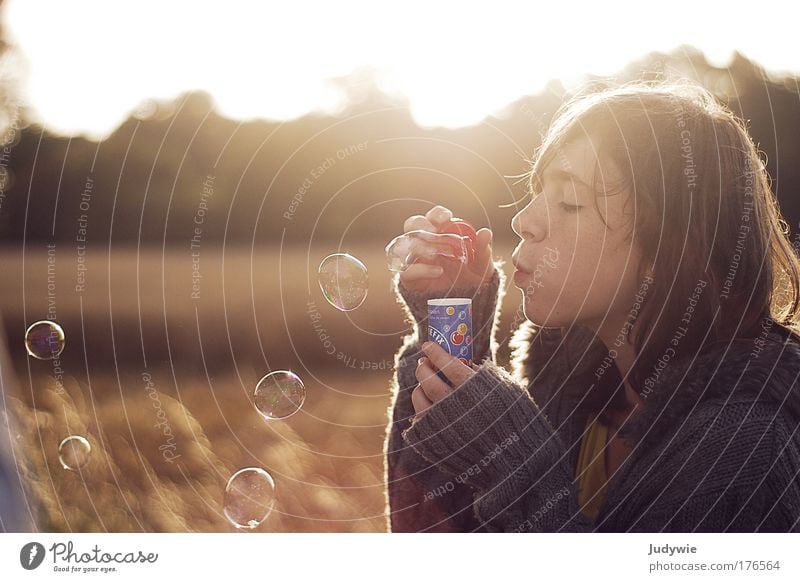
511, 199, 545, 242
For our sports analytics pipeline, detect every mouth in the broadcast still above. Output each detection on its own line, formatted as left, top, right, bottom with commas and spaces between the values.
511, 254, 530, 286
511, 255, 531, 274
512, 268, 532, 288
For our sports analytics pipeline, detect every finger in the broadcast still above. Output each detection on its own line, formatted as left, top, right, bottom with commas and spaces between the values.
425, 205, 454, 227
475, 228, 492, 260
404, 215, 436, 233
411, 383, 433, 416
399, 263, 444, 283
421, 342, 475, 387
473, 228, 494, 275
416, 358, 454, 403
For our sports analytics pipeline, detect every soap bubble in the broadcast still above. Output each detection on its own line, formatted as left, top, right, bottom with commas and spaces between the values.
254, 371, 305, 420
385, 230, 471, 272
317, 253, 368, 311
223, 467, 276, 529
58, 435, 91, 471
25, 320, 65, 360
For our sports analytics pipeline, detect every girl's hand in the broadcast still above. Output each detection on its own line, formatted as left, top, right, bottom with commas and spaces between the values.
411, 341, 479, 419
398, 205, 495, 294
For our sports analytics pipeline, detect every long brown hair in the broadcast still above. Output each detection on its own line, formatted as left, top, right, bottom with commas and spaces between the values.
523, 80, 800, 421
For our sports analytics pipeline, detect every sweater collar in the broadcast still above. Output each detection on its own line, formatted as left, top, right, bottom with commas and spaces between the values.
517, 321, 800, 446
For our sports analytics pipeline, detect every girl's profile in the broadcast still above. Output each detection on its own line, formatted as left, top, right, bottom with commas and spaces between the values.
385, 81, 800, 532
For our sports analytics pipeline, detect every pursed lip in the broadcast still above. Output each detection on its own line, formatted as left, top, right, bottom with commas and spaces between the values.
511, 255, 533, 289
511, 253, 532, 274
513, 268, 530, 281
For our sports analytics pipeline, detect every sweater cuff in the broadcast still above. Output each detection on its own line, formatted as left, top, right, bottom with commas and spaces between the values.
401, 362, 571, 492
394, 262, 505, 364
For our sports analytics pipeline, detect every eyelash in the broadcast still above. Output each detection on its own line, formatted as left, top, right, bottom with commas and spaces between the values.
559, 202, 582, 213
527, 181, 583, 213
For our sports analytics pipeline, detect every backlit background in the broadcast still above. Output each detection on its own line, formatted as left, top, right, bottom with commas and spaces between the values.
0, 0, 798, 531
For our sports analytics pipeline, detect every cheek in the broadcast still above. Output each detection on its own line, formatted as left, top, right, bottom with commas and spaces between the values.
582, 237, 641, 305
555, 230, 605, 287
559, 230, 637, 305
520, 213, 641, 323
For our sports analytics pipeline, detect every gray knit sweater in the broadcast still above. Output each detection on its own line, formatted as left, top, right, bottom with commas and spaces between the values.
384, 267, 800, 532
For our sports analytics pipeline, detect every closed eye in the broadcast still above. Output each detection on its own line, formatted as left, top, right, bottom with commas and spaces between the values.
559, 202, 582, 213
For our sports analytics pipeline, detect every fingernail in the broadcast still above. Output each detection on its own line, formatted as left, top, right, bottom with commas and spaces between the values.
418, 357, 425, 365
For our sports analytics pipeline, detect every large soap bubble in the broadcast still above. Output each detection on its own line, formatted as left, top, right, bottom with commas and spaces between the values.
317, 253, 368, 311
254, 371, 306, 420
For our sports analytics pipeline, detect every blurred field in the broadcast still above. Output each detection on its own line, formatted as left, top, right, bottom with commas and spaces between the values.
0, 245, 521, 532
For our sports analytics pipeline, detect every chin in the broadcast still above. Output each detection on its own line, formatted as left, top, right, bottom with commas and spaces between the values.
522, 303, 550, 327
523, 302, 574, 329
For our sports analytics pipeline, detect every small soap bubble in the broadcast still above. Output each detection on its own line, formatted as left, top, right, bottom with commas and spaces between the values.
317, 253, 368, 311
58, 435, 91, 471
223, 467, 276, 529
386, 233, 414, 272
254, 371, 306, 420
25, 320, 65, 360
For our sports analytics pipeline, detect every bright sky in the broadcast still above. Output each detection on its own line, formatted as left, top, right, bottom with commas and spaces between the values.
3, 0, 799, 139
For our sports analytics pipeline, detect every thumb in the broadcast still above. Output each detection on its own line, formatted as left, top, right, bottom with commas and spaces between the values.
421, 341, 474, 387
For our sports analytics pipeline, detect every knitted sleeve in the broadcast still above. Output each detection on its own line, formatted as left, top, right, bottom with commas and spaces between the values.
400, 365, 800, 533
384, 264, 505, 532
613, 401, 800, 533
401, 360, 594, 532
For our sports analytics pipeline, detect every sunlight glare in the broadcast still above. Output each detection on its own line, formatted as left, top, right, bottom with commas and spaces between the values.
2, 0, 797, 138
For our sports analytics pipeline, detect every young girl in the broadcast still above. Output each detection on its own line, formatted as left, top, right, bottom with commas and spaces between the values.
385, 81, 800, 532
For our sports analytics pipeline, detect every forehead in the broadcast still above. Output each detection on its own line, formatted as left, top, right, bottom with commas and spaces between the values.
543, 135, 622, 185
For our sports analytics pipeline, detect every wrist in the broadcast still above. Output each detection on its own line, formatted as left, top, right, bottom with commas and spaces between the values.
401, 362, 562, 490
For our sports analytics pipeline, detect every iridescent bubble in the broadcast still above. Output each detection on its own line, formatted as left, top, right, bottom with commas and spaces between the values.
58, 435, 91, 471
385, 233, 414, 272
254, 371, 305, 420
223, 467, 276, 529
317, 253, 368, 311
385, 230, 470, 273
25, 320, 65, 360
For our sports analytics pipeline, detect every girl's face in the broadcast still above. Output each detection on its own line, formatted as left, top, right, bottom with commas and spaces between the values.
511, 135, 644, 332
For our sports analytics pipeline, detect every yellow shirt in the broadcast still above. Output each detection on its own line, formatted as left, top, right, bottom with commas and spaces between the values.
575, 413, 610, 521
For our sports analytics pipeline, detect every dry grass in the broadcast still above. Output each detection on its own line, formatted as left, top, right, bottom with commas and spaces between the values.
0, 247, 521, 532
7, 367, 391, 532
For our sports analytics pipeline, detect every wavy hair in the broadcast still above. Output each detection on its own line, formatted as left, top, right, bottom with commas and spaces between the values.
522, 81, 800, 421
